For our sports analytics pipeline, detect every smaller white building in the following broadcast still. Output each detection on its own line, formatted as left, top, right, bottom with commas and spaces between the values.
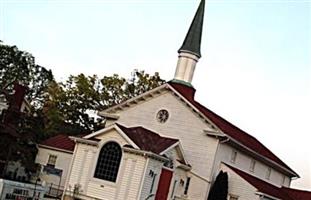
63, 123, 191, 200
35, 134, 75, 197
0, 179, 45, 200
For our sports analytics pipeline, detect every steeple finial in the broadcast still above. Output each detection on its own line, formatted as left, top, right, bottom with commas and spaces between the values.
173, 0, 205, 86
178, 0, 205, 58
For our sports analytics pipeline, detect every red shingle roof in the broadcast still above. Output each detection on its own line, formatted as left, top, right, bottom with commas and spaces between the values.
40, 134, 75, 152
169, 82, 297, 176
227, 164, 291, 199
226, 164, 311, 200
116, 123, 179, 154
281, 187, 311, 200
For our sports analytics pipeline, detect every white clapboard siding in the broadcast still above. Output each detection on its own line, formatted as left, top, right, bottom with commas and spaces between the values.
125, 155, 146, 200
94, 129, 128, 146
80, 147, 97, 194
220, 164, 261, 200
170, 168, 187, 199
87, 181, 117, 199
67, 143, 89, 189
212, 143, 291, 188
187, 172, 210, 200
66, 127, 149, 200
115, 91, 219, 182
163, 147, 182, 166
35, 147, 73, 188
140, 158, 163, 200
85, 153, 146, 200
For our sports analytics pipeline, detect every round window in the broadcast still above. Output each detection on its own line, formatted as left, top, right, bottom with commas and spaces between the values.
156, 109, 169, 123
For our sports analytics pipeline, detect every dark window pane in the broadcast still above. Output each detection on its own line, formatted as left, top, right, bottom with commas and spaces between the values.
94, 142, 122, 182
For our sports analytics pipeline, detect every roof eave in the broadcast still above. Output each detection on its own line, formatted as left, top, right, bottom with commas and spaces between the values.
69, 136, 99, 146
222, 137, 299, 178
37, 144, 73, 154
255, 191, 282, 200
159, 141, 190, 166
123, 147, 169, 162
98, 83, 168, 114
83, 124, 140, 149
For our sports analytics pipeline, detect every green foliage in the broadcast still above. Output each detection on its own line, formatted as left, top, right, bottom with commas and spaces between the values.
43, 71, 165, 136
0, 42, 166, 176
0, 42, 54, 108
0, 42, 165, 137
0, 42, 53, 176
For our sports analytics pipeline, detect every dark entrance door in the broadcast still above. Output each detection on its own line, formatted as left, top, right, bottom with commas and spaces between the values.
155, 168, 173, 200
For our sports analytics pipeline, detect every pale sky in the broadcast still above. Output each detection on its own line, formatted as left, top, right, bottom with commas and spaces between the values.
1, 0, 310, 190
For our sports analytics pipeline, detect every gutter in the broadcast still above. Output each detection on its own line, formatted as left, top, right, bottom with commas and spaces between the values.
189, 170, 210, 183
37, 144, 73, 154
207, 134, 298, 178
177, 163, 191, 171
69, 136, 99, 146
99, 84, 168, 114
255, 191, 281, 200
123, 147, 169, 162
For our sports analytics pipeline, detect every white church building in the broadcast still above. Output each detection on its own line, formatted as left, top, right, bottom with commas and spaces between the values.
35, 0, 311, 199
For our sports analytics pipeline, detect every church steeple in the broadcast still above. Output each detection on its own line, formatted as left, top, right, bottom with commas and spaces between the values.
173, 0, 205, 86
178, 0, 205, 58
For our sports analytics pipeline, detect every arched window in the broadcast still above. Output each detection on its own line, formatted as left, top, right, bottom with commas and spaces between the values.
94, 142, 122, 182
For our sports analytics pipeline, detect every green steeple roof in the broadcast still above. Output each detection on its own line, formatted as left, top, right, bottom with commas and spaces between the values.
178, 0, 205, 58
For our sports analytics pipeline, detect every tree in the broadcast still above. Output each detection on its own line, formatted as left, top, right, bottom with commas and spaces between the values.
0, 83, 42, 178
207, 171, 229, 200
43, 71, 165, 136
0, 41, 166, 177
0, 41, 54, 109
0, 42, 53, 178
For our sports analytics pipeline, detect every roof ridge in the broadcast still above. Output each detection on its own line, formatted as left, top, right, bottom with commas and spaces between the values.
115, 123, 179, 154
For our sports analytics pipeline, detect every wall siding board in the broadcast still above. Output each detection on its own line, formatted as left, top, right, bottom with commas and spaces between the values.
212, 143, 291, 188
220, 164, 261, 200
67, 144, 87, 193
66, 131, 148, 200
187, 173, 209, 200
140, 158, 163, 200
35, 147, 72, 188
95, 129, 128, 146
115, 92, 218, 182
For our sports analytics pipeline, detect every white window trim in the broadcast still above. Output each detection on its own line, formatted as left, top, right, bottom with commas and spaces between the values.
282, 175, 286, 185
266, 167, 272, 180
47, 154, 57, 166
171, 179, 178, 199
250, 159, 256, 172
150, 173, 157, 194
230, 150, 237, 163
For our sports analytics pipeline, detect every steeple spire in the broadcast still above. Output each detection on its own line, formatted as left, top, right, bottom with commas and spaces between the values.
173, 0, 205, 86
178, 0, 205, 58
